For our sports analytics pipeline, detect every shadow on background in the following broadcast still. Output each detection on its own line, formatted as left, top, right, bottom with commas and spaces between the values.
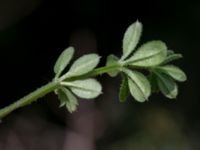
0, 0, 199, 149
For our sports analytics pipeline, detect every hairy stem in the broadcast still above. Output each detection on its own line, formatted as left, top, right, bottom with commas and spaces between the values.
92, 64, 120, 76
0, 64, 121, 119
0, 82, 58, 119
59, 64, 120, 81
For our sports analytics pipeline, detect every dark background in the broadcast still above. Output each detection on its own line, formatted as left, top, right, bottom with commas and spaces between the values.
0, 0, 199, 149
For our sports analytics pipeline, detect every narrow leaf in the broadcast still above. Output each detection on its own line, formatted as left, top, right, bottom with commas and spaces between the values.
106, 54, 120, 77
156, 72, 178, 99
66, 54, 100, 77
123, 69, 151, 102
122, 21, 142, 60
119, 74, 130, 102
54, 47, 74, 77
63, 79, 102, 99
64, 88, 78, 113
167, 50, 175, 55
126, 40, 167, 67
148, 73, 159, 93
161, 53, 183, 65
157, 65, 187, 82
57, 89, 67, 107
57, 87, 78, 113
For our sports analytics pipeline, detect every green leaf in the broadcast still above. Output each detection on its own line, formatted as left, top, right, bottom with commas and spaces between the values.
66, 54, 100, 77
167, 50, 175, 55
148, 73, 159, 93
156, 72, 178, 99
57, 89, 66, 107
54, 47, 74, 77
62, 78, 102, 99
161, 53, 183, 65
106, 54, 120, 77
57, 87, 78, 113
119, 74, 129, 102
122, 21, 142, 60
64, 89, 78, 113
126, 40, 167, 67
156, 65, 187, 82
123, 69, 151, 102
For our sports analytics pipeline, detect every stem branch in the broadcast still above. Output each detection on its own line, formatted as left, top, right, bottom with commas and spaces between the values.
0, 64, 121, 119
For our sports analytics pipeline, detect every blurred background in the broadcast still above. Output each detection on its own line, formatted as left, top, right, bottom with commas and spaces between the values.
0, 0, 199, 149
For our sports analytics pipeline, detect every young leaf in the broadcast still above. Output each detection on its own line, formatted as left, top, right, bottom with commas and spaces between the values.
62, 79, 102, 99
119, 74, 130, 102
156, 72, 178, 99
126, 40, 167, 67
65, 54, 100, 77
54, 47, 74, 77
57, 87, 78, 113
161, 53, 183, 65
122, 21, 142, 60
106, 54, 120, 77
156, 65, 187, 82
123, 69, 151, 102
167, 50, 175, 55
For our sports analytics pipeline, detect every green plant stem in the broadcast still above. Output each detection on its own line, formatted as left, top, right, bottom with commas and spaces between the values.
0, 64, 121, 119
0, 82, 58, 119
59, 64, 120, 81
92, 64, 120, 76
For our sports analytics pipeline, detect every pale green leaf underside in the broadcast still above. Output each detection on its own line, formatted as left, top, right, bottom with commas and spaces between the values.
157, 65, 187, 82
122, 21, 142, 60
127, 40, 167, 67
66, 54, 100, 77
123, 69, 151, 102
54, 47, 74, 77
57, 87, 78, 113
106, 54, 120, 77
65, 78, 102, 99
119, 74, 129, 102
64, 88, 78, 113
157, 73, 178, 99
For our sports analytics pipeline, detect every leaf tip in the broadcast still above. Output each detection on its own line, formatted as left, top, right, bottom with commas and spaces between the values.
135, 19, 142, 26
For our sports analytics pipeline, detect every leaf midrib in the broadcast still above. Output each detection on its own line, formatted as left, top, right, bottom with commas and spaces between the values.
126, 49, 164, 65
156, 72, 174, 97
69, 83, 100, 93
67, 56, 99, 76
128, 76, 146, 100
